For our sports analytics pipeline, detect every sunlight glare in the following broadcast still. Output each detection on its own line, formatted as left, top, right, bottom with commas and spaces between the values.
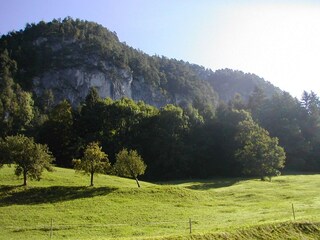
205, 3, 320, 97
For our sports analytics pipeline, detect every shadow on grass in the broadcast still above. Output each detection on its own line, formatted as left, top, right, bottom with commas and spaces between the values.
185, 179, 240, 190
282, 171, 320, 176
159, 178, 243, 190
0, 185, 117, 206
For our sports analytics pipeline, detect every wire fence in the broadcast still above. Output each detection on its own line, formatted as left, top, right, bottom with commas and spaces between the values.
1, 203, 317, 239
4, 219, 195, 239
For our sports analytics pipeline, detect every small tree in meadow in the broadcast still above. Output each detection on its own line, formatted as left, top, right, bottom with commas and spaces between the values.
0, 134, 54, 186
73, 142, 110, 186
114, 148, 147, 187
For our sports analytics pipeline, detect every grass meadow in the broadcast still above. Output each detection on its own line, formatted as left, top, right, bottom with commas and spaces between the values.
0, 165, 320, 239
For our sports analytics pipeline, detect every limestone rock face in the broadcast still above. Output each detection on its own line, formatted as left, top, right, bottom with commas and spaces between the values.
0, 20, 281, 113
29, 32, 211, 109
33, 66, 169, 107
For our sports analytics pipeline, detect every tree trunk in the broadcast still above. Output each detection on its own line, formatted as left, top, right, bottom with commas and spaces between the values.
90, 172, 94, 186
135, 177, 140, 188
23, 170, 27, 186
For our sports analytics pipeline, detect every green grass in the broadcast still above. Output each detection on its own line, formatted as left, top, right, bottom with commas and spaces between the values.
1, 166, 320, 239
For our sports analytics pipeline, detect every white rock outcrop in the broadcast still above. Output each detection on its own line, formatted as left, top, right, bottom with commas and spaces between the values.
33, 66, 169, 107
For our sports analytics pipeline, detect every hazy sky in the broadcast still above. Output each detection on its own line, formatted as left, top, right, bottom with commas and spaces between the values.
1, 0, 320, 98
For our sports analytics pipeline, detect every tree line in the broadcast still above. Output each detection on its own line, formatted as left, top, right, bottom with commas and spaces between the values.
2, 77, 320, 183
1, 41, 320, 183
1, 18, 320, 184
0, 45, 287, 182
0, 69, 289, 183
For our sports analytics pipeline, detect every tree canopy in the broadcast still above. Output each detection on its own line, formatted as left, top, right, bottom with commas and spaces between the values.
114, 148, 146, 187
0, 134, 54, 186
235, 117, 286, 180
0, 50, 34, 137
73, 142, 111, 186
1, 18, 320, 181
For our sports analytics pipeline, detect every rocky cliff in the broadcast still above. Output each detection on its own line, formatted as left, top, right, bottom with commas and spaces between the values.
0, 18, 280, 111
28, 30, 172, 108
32, 65, 170, 108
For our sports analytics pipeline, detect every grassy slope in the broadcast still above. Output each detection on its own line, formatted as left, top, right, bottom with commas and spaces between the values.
0, 166, 320, 240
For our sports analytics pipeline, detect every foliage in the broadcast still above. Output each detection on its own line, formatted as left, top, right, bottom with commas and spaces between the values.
73, 142, 111, 186
0, 134, 53, 185
134, 104, 192, 180
0, 50, 34, 136
247, 91, 320, 171
0, 17, 218, 111
206, 68, 282, 103
1, 17, 320, 179
114, 148, 147, 187
235, 117, 286, 180
247, 86, 268, 121
39, 100, 77, 167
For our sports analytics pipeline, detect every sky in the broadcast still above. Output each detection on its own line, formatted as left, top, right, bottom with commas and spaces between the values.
1, 0, 320, 98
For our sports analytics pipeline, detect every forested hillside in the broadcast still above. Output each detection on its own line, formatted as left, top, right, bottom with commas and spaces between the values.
206, 68, 282, 102
0, 17, 218, 112
0, 17, 320, 181
0, 18, 280, 109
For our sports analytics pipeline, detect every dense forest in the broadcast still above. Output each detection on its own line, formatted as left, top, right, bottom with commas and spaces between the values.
0, 18, 319, 181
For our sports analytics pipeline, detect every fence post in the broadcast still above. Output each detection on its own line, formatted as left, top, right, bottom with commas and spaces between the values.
292, 203, 296, 221
50, 218, 53, 239
189, 218, 192, 234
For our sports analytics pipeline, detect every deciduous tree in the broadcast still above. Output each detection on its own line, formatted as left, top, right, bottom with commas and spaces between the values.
73, 142, 110, 186
235, 118, 286, 180
114, 148, 146, 187
0, 134, 54, 186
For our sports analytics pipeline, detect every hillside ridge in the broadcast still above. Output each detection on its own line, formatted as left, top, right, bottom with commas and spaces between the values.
0, 17, 281, 109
